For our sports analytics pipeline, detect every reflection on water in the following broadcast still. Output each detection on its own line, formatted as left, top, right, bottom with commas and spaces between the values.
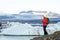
0, 35, 39, 40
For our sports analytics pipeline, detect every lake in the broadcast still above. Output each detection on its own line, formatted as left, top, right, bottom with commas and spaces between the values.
0, 35, 39, 40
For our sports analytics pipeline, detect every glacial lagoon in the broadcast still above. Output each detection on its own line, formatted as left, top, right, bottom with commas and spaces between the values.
0, 35, 39, 40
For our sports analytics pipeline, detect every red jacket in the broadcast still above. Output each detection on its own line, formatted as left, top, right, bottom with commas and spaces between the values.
42, 17, 48, 26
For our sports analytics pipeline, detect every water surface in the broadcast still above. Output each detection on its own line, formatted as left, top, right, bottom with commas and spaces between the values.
0, 35, 39, 40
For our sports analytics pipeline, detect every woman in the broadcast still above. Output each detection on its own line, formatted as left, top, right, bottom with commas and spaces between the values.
42, 14, 49, 35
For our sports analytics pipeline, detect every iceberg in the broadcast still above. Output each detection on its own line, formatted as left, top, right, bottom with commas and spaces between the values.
1, 22, 43, 35
1, 22, 60, 35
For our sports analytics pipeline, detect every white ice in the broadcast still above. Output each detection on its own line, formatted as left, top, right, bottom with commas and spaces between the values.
1, 22, 60, 35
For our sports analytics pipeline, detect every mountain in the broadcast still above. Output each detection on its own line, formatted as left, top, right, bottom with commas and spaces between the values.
0, 10, 60, 23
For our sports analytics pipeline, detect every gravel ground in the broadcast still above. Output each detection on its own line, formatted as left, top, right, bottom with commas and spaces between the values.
31, 31, 60, 40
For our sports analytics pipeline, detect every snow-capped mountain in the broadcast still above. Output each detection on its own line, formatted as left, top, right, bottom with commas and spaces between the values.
0, 10, 60, 23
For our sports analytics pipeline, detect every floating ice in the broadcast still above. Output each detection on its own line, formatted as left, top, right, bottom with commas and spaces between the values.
1, 22, 60, 35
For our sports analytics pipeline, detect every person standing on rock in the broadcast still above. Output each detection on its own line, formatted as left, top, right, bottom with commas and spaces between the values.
42, 14, 49, 35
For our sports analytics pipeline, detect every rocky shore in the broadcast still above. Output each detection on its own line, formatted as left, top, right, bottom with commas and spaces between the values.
31, 31, 60, 40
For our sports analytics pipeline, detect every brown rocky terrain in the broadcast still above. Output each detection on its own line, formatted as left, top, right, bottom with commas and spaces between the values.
31, 31, 60, 40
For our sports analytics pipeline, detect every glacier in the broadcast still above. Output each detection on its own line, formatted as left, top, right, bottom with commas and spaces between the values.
1, 22, 60, 35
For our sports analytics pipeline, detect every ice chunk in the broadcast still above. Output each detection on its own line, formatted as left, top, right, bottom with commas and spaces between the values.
1, 22, 60, 35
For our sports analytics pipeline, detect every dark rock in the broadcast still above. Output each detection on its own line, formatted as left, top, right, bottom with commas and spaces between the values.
31, 31, 60, 40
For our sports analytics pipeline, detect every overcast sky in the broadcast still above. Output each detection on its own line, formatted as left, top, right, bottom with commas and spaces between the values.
0, 0, 60, 14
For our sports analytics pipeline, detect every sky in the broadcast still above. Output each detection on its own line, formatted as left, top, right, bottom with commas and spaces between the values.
0, 0, 60, 14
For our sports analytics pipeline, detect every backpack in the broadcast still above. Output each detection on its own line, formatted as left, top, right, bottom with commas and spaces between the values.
47, 18, 50, 24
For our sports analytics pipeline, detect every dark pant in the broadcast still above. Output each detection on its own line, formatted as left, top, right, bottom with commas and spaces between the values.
43, 26, 48, 35
0, 24, 2, 32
